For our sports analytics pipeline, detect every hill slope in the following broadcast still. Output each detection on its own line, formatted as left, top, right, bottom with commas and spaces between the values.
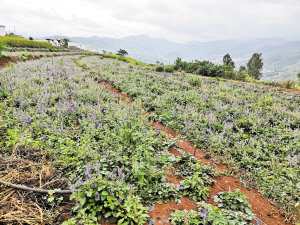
69, 35, 300, 80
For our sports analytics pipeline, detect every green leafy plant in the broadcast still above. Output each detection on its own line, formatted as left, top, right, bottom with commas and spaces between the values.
170, 202, 252, 225
156, 66, 164, 72
179, 173, 211, 201
165, 66, 174, 73
0, 40, 4, 56
213, 189, 252, 214
187, 75, 202, 87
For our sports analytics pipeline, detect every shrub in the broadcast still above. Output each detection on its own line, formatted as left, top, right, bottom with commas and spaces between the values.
0, 41, 3, 55
118, 56, 128, 63
281, 79, 296, 89
187, 75, 202, 87
0, 36, 52, 48
236, 70, 248, 81
155, 66, 164, 72
83, 51, 95, 56
164, 66, 174, 73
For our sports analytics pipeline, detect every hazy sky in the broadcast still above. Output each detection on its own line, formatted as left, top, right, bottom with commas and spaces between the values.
1, 0, 299, 43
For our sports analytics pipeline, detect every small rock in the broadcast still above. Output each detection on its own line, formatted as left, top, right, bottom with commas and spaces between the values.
192, 206, 197, 210
188, 198, 197, 203
163, 218, 170, 222
157, 217, 161, 219
148, 217, 155, 225
176, 199, 182, 205
148, 204, 155, 211
267, 212, 271, 216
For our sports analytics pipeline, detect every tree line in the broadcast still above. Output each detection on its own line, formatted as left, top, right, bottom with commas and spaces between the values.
172, 53, 263, 81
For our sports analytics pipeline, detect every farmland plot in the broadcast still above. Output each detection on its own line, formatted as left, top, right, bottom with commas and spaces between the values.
0, 56, 261, 224
80, 56, 300, 223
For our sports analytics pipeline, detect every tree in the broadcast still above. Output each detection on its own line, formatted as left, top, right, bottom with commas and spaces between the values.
29, 36, 34, 40
247, 53, 263, 80
6, 32, 14, 36
223, 53, 235, 69
116, 49, 128, 56
238, 65, 247, 73
297, 72, 300, 83
63, 38, 69, 48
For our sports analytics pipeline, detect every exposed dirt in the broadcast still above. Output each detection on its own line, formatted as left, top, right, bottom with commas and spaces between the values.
207, 175, 287, 224
100, 81, 133, 102
99, 78, 289, 225
0, 55, 20, 67
147, 197, 198, 225
153, 122, 228, 171
165, 168, 183, 185
168, 148, 181, 156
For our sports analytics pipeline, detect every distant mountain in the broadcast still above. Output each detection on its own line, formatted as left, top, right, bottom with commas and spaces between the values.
65, 35, 300, 81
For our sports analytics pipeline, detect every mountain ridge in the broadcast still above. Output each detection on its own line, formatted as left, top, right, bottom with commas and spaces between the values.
43, 34, 299, 80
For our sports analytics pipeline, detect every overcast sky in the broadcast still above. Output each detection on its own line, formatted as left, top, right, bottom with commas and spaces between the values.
1, 0, 299, 43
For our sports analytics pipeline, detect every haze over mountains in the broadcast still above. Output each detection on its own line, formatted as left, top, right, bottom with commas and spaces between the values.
69, 35, 300, 81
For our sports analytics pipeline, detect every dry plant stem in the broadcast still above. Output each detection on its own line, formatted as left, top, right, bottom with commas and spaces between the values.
0, 179, 72, 194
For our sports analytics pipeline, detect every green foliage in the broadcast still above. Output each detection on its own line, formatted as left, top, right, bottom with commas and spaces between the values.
0, 87, 8, 100
164, 66, 174, 73
223, 53, 235, 69
116, 49, 128, 56
238, 65, 246, 73
155, 66, 164, 72
179, 173, 211, 201
213, 189, 252, 214
103, 53, 146, 66
0, 41, 4, 55
83, 52, 95, 56
63, 38, 70, 48
77, 62, 88, 70
0, 36, 52, 48
236, 70, 248, 81
187, 75, 202, 87
170, 202, 252, 225
69, 177, 148, 224
247, 53, 263, 80
174, 58, 236, 79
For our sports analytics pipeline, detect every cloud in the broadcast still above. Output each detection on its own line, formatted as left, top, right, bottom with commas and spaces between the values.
0, 0, 299, 42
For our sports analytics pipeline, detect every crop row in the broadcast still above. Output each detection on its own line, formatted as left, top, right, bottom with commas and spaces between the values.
0, 36, 52, 48
0, 56, 255, 224
80, 56, 300, 220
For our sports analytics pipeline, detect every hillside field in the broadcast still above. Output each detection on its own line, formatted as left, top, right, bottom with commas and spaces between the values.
0, 55, 299, 224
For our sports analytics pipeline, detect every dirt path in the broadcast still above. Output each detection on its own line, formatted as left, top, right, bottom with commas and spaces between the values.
98, 80, 288, 225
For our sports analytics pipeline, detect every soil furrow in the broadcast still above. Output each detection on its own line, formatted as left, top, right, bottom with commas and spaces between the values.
98, 79, 288, 225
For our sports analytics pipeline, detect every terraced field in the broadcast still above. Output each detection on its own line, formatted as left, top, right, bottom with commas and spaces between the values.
0, 55, 299, 224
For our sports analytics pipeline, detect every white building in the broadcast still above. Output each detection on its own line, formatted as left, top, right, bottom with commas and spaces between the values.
68, 41, 87, 50
0, 25, 6, 36
45, 37, 66, 46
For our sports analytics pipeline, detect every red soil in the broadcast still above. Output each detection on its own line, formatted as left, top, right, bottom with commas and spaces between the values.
147, 197, 198, 225
207, 175, 287, 225
0, 55, 19, 67
165, 168, 183, 185
100, 81, 133, 102
100, 80, 289, 225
